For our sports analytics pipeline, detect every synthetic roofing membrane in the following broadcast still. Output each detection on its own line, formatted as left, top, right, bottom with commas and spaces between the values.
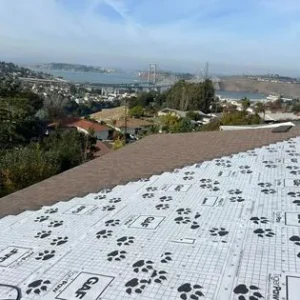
1, 137, 300, 299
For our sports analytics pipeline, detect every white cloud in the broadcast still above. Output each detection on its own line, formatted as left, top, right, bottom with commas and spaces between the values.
0, 0, 299, 74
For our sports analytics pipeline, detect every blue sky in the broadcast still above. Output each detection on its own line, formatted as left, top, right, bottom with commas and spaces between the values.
0, 0, 299, 75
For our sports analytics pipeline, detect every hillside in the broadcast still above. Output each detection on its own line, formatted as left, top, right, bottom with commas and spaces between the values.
219, 78, 300, 98
35, 63, 108, 73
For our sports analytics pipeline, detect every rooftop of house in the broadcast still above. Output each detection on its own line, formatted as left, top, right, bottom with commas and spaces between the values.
1, 128, 300, 299
112, 118, 153, 129
66, 118, 111, 132
90, 106, 128, 121
159, 108, 207, 118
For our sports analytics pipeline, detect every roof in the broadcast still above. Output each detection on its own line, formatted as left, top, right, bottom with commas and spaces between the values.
159, 108, 207, 118
260, 111, 300, 121
113, 118, 153, 128
67, 119, 110, 132
220, 121, 295, 131
1, 130, 300, 299
94, 140, 112, 157
1, 127, 300, 218
90, 106, 128, 121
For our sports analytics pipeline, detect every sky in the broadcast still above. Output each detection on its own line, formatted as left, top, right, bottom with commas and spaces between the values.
0, 0, 299, 75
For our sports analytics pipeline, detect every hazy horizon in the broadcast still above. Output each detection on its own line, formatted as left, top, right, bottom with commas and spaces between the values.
0, 0, 299, 77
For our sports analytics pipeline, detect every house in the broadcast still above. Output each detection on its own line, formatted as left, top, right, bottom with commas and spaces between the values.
259, 111, 300, 123
58, 118, 112, 140
157, 108, 208, 119
110, 118, 153, 135
90, 106, 129, 122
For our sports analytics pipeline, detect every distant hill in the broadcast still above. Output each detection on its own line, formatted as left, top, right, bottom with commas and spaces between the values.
0, 61, 53, 79
35, 63, 109, 73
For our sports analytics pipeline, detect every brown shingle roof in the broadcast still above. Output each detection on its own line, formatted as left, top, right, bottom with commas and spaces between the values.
113, 118, 153, 128
1, 128, 300, 218
66, 119, 110, 132
90, 106, 128, 121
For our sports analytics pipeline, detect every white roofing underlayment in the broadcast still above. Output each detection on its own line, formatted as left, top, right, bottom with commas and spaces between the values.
1, 138, 300, 300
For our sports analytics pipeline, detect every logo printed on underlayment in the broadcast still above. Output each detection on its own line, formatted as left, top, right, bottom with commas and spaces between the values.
56, 272, 114, 300
285, 213, 300, 227
129, 215, 165, 230
286, 275, 300, 300
268, 274, 282, 300
0, 246, 31, 267
63, 205, 97, 215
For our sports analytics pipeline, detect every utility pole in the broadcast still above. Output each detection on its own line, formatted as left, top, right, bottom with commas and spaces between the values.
124, 99, 127, 144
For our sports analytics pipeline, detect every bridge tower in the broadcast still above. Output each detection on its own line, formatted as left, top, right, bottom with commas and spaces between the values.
148, 64, 158, 84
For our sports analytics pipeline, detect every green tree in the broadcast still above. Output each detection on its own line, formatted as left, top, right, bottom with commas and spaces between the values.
186, 111, 201, 121
292, 103, 300, 113
241, 97, 251, 111
129, 106, 144, 118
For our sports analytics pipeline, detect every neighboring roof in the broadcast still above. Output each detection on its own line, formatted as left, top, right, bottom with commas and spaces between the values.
90, 106, 128, 121
1, 127, 300, 218
260, 111, 300, 121
1, 134, 300, 299
220, 121, 295, 131
67, 119, 110, 132
94, 140, 112, 157
159, 108, 207, 118
112, 118, 153, 129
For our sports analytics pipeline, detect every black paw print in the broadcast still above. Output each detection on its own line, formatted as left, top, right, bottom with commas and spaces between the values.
292, 179, 300, 187
250, 217, 269, 224
247, 150, 258, 156
125, 278, 151, 295
35, 250, 56, 261
99, 188, 111, 193
183, 176, 194, 181
151, 270, 167, 284
159, 196, 173, 202
261, 188, 276, 195
228, 189, 242, 195
254, 229, 275, 238
230, 196, 245, 203
263, 161, 277, 168
94, 195, 106, 200
34, 216, 49, 223
35, 231, 52, 239
50, 236, 69, 246
45, 208, 58, 214
161, 252, 172, 264
48, 220, 64, 228
199, 179, 220, 191
174, 216, 191, 224
290, 170, 300, 175
142, 193, 154, 199
117, 236, 135, 246
107, 250, 127, 261
178, 283, 204, 300
258, 182, 272, 188
109, 198, 122, 204
266, 147, 277, 153
138, 178, 150, 182
293, 200, 300, 206
26, 279, 51, 295
288, 192, 300, 198
239, 166, 253, 174
215, 159, 232, 168
176, 208, 192, 215
102, 205, 115, 211
233, 284, 263, 300
156, 204, 169, 210
132, 260, 154, 273
290, 236, 300, 246
146, 187, 158, 192
96, 230, 113, 239
191, 221, 200, 230
210, 227, 229, 237
105, 219, 120, 227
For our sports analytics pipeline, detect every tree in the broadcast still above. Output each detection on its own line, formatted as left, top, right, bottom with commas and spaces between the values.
113, 137, 124, 150
43, 93, 68, 121
129, 106, 144, 118
292, 103, 300, 113
221, 111, 261, 126
241, 97, 251, 111
186, 111, 201, 121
